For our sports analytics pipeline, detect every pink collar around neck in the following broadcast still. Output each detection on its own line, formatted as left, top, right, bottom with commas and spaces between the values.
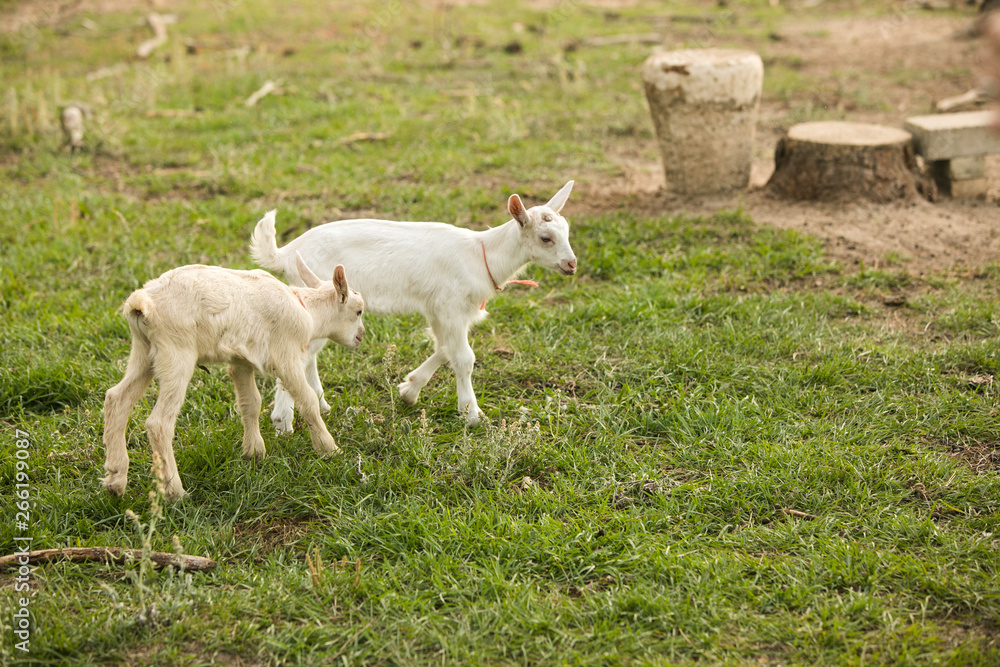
481, 241, 538, 292
480, 241, 538, 311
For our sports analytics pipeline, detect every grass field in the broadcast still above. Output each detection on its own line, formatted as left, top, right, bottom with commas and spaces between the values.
2, 0, 1000, 664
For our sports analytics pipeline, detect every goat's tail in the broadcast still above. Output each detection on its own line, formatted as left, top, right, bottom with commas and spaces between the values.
249, 209, 287, 274
122, 289, 155, 342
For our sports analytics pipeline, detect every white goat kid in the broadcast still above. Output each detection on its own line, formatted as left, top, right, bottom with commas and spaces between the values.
102, 258, 365, 501
250, 181, 577, 427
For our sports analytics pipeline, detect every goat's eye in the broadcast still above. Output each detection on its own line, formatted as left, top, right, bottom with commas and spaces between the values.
357, 310, 363, 317
540, 236, 553, 245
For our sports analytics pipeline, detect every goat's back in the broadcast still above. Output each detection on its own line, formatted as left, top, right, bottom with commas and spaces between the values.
127, 265, 310, 367
278, 219, 487, 317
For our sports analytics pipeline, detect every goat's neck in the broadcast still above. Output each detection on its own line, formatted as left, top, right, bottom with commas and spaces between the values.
477, 220, 530, 288
289, 287, 321, 335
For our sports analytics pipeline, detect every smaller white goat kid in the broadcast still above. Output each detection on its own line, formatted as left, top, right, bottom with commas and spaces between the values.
102, 257, 365, 501
251, 181, 577, 427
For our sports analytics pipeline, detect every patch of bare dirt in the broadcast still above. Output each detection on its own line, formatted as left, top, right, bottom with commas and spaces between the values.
943, 439, 1000, 474
0, 0, 151, 35
232, 519, 312, 561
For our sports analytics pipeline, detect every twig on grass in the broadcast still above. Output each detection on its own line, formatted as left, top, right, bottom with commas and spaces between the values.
333, 131, 391, 146
936, 88, 988, 113
0, 547, 217, 572
136, 13, 178, 59
145, 109, 201, 118
245, 80, 281, 107
781, 508, 819, 520
581, 33, 663, 47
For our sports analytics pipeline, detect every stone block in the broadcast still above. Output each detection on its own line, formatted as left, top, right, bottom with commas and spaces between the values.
903, 110, 1000, 160
949, 155, 985, 181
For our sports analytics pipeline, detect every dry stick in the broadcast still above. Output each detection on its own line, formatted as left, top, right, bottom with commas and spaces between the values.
136, 13, 177, 59
333, 131, 390, 146
245, 81, 279, 107
581, 33, 663, 47
86, 63, 130, 82
935, 88, 988, 113
145, 109, 200, 118
781, 508, 819, 520
0, 547, 217, 572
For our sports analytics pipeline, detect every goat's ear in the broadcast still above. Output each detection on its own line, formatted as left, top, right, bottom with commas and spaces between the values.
508, 194, 530, 228
545, 180, 574, 214
294, 252, 323, 289
332, 265, 349, 304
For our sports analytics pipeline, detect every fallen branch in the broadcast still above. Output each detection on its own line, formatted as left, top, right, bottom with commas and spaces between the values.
781, 508, 819, 520
333, 131, 391, 146
581, 33, 662, 47
145, 108, 201, 118
935, 88, 988, 113
86, 63, 130, 82
0, 547, 217, 572
245, 80, 280, 107
136, 13, 177, 59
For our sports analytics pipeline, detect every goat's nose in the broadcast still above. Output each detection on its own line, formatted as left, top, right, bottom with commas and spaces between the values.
565, 259, 577, 274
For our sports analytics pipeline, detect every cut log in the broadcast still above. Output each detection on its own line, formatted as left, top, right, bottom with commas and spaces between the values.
0, 547, 217, 572
767, 121, 934, 202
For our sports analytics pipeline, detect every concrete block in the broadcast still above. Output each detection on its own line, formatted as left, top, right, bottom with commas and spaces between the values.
951, 178, 987, 199
643, 49, 763, 195
903, 110, 1000, 160
948, 155, 985, 180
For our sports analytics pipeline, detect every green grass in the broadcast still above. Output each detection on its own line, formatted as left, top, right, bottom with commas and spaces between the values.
2, 1, 1000, 665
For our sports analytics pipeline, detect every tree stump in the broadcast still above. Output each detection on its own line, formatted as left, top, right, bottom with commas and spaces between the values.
767, 121, 934, 202
642, 48, 763, 195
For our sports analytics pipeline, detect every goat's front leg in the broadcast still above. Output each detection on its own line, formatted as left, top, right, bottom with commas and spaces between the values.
102, 339, 154, 496
145, 352, 196, 501
272, 339, 329, 433
277, 368, 340, 457
228, 362, 265, 460
440, 325, 483, 426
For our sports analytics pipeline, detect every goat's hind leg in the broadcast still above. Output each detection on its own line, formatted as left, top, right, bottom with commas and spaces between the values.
398, 321, 449, 406
398, 349, 447, 406
229, 362, 265, 460
103, 337, 154, 496
303, 339, 331, 413
145, 351, 196, 501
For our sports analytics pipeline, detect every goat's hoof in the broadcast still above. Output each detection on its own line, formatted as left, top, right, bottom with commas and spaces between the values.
242, 443, 266, 460
319, 397, 331, 414
397, 380, 420, 406
162, 485, 186, 502
271, 411, 294, 434
463, 410, 485, 428
103, 475, 127, 496
314, 442, 341, 458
